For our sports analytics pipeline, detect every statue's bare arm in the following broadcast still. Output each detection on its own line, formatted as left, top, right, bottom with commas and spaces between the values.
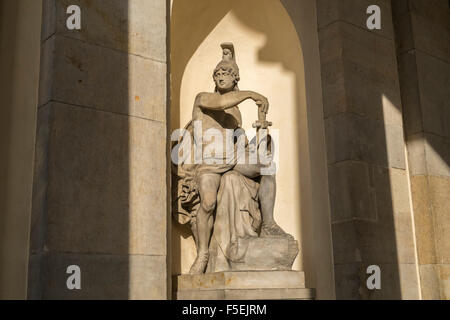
194, 91, 269, 113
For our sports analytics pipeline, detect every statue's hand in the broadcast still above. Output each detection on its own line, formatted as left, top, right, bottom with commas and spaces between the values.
251, 92, 269, 114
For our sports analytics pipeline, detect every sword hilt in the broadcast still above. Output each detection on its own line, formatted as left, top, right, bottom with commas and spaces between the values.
252, 120, 272, 130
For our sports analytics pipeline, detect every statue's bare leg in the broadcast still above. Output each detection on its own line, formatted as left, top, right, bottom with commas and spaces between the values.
189, 173, 221, 274
258, 174, 293, 238
234, 164, 292, 238
258, 174, 276, 225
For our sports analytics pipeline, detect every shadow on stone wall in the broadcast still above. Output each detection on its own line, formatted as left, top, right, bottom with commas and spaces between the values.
0, 0, 19, 298
392, 1, 450, 300
317, 0, 414, 299
28, 0, 131, 299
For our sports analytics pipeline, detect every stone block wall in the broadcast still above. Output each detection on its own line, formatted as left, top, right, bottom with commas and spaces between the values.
393, 0, 450, 300
317, 0, 421, 299
28, 0, 169, 299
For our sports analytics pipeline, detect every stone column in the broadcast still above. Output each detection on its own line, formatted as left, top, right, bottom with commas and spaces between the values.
393, 0, 450, 300
317, 0, 420, 299
28, 0, 169, 299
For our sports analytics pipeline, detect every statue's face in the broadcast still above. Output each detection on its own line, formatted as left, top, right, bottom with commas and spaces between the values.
214, 68, 236, 93
223, 49, 232, 59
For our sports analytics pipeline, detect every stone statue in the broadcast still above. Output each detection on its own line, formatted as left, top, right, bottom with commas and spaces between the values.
173, 43, 298, 275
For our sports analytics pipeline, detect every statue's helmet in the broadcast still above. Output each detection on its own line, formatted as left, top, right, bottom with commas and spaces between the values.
213, 42, 240, 84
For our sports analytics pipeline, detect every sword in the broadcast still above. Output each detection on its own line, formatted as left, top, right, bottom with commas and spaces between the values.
252, 103, 272, 158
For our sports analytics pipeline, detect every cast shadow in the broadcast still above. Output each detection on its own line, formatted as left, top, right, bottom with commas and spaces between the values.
0, 0, 18, 298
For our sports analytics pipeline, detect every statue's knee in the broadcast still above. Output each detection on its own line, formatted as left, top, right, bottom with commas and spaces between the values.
200, 195, 216, 213
222, 172, 239, 184
264, 171, 276, 180
259, 161, 277, 176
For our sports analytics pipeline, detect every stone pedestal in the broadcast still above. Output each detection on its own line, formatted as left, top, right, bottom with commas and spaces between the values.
173, 271, 314, 300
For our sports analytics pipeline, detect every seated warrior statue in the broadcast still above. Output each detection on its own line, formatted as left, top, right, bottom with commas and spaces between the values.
175, 43, 292, 274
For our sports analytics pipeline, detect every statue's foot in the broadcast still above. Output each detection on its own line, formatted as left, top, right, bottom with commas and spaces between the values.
189, 251, 209, 274
260, 222, 294, 240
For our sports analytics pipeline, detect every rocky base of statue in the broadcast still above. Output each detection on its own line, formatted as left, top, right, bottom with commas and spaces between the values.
226, 236, 299, 271
173, 270, 314, 300
204, 187, 300, 274
188, 225, 298, 274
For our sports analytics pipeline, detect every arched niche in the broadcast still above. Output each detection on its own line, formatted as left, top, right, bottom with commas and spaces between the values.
170, 0, 335, 299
